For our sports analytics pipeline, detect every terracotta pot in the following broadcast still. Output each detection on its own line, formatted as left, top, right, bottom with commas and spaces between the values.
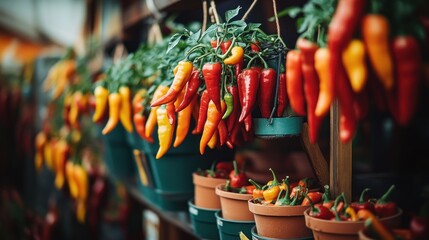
215, 184, 254, 221
358, 228, 411, 240
248, 199, 313, 239
193, 173, 227, 209
305, 209, 403, 240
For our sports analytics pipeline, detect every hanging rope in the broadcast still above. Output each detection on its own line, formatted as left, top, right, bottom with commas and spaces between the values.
241, 0, 258, 21
202, 0, 208, 32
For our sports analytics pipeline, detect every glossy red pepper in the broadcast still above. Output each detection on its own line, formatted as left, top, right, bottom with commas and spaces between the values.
297, 38, 321, 143
218, 119, 229, 147
307, 194, 335, 220
238, 69, 259, 122
176, 69, 201, 112
193, 90, 209, 134
229, 161, 248, 188
226, 84, 240, 132
337, 65, 357, 143
203, 62, 222, 112
277, 73, 287, 117
216, 162, 234, 173
258, 68, 276, 118
350, 188, 375, 214
392, 36, 421, 126
354, 88, 369, 120
375, 185, 398, 218
286, 50, 306, 116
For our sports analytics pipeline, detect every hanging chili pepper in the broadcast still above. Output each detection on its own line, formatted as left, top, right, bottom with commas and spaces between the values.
306, 195, 335, 220
328, 0, 366, 105
229, 161, 248, 188
66, 162, 79, 199
193, 90, 210, 134
375, 185, 398, 218
200, 100, 223, 154
354, 88, 369, 120
221, 40, 232, 54
119, 86, 133, 132
202, 62, 223, 112
134, 113, 147, 140
286, 50, 306, 116
238, 69, 259, 122
226, 84, 239, 132
176, 69, 201, 112
174, 95, 195, 147
251, 41, 260, 52
222, 92, 233, 119
92, 85, 109, 122
297, 38, 321, 143
337, 65, 357, 143
156, 105, 175, 159
151, 61, 193, 107
258, 68, 276, 118
342, 39, 367, 93
350, 188, 375, 214
263, 168, 281, 202
277, 73, 287, 117
74, 164, 88, 201
54, 139, 69, 190
230, 121, 243, 147
224, 46, 244, 65
166, 102, 176, 125
218, 119, 229, 147
145, 85, 169, 139
68, 91, 82, 128
243, 115, 253, 132
102, 92, 121, 135
314, 48, 334, 117
392, 36, 421, 126
235, 59, 244, 80
207, 131, 218, 149
362, 13, 394, 90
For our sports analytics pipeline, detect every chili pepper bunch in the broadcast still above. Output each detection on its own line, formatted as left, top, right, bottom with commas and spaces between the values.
281, 0, 427, 144
249, 168, 319, 206
308, 185, 399, 222
195, 161, 234, 179
150, 7, 295, 156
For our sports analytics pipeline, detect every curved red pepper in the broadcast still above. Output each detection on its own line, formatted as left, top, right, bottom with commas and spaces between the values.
297, 38, 322, 144
277, 73, 287, 117
258, 68, 276, 118
226, 84, 240, 132
176, 69, 201, 112
193, 90, 210, 134
337, 65, 357, 143
375, 185, 398, 218
286, 50, 306, 116
238, 69, 259, 122
202, 62, 222, 113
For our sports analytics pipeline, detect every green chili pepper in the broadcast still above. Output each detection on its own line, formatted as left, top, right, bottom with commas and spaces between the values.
222, 93, 233, 119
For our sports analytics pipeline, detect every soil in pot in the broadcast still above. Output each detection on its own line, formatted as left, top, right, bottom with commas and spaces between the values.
304, 209, 403, 240
248, 199, 313, 239
193, 173, 227, 209
215, 184, 254, 221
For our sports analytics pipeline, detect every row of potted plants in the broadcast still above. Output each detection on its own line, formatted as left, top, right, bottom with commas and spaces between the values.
190, 165, 404, 240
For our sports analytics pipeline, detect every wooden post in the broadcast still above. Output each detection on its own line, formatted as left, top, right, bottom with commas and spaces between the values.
330, 100, 352, 201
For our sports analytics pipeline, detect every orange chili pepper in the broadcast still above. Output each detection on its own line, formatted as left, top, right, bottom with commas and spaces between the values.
173, 93, 195, 147
314, 48, 334, 117
224, 46, 244, 65
145, 85, 169, 139
199, 101, 224, 154
102, 92, 121, 135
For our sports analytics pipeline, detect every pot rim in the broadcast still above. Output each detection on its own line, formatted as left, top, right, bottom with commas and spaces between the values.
248, 199, 310, 216
304, 208, 403, 225
215, 184, 253, 200
193, 172, 228, 188
215, 211, 256, 224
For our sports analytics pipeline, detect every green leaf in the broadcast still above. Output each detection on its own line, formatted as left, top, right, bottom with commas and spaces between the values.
187, 30, 201, 45
202, 24, 218, 39
229, 20, 247, 33
269, 7, 302, 22
248, 23, 261, 30
166, 33, 182, 54
225, 6, 241, 22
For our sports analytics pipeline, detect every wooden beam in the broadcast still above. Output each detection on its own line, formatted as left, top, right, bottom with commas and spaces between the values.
301, 123, 329, 187
330, 100, 352, 201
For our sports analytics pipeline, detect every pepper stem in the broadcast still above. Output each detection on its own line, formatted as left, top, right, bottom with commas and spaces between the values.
249, 179, 262, 189
305, 194, 316, 211
233, 160, 239, 176
359, 188, 371, 203
269, 168, 279, 186
378, 185, 395, 204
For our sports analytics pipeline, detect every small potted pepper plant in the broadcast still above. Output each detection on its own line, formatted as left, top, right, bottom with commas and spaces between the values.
304, 185, 403, 240
248, 168, 321, 239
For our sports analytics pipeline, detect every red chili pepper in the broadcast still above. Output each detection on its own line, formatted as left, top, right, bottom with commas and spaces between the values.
350, 188, 376, 214
277, 73, 287, 117
337, 65, 357, 143
230, 121, 243, 147
226, 84, 240, 132
238, 69, 259, 122
221, 40, 232, 54
243, 114, 253, 132
353, 88, 369, 121
218, 119, 229, 147
235, 58, 243, 80
251, 41, 260, 52
302, 192, 323, 206
166, 102, 176, 125
216, 162, 234, 173
193, 90, 209, 134
202, 62, 222, 112
286, 50, 306, 116
375, 185, 398, 218
258, 68, 276, 118
392, 36, 421, 126
229, 161, 248, 188
176, 69, 201, 112
297, 38, 322, 143
306, 195, 335, 220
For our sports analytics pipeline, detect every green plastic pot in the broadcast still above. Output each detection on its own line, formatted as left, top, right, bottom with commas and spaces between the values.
253, 117, 303, 137
215, 211, 255, 240
100, 123, 127, 144
251, 226, 314, 240
103, 143, 135, 181
189, 200, 220, 240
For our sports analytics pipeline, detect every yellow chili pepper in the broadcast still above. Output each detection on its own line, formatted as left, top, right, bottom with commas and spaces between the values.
262, 169, 281, 202
43, 139, 54, 170
224, 46, 244, 65
66, 161, 79, 199
207, 130, 218, 149
35, 132, 47, 171
102, 92, 122, 135
145, 85, 169, 139
54, 139, 69, 189
119, 86, 133, 132
77, 200, 86, 223
156, 105, 175, 159
345, 206, 357, 221
74, 164, 88, 201
92, 85, 109, 122
69, 91, 83, 128
342, 39, 367, 93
